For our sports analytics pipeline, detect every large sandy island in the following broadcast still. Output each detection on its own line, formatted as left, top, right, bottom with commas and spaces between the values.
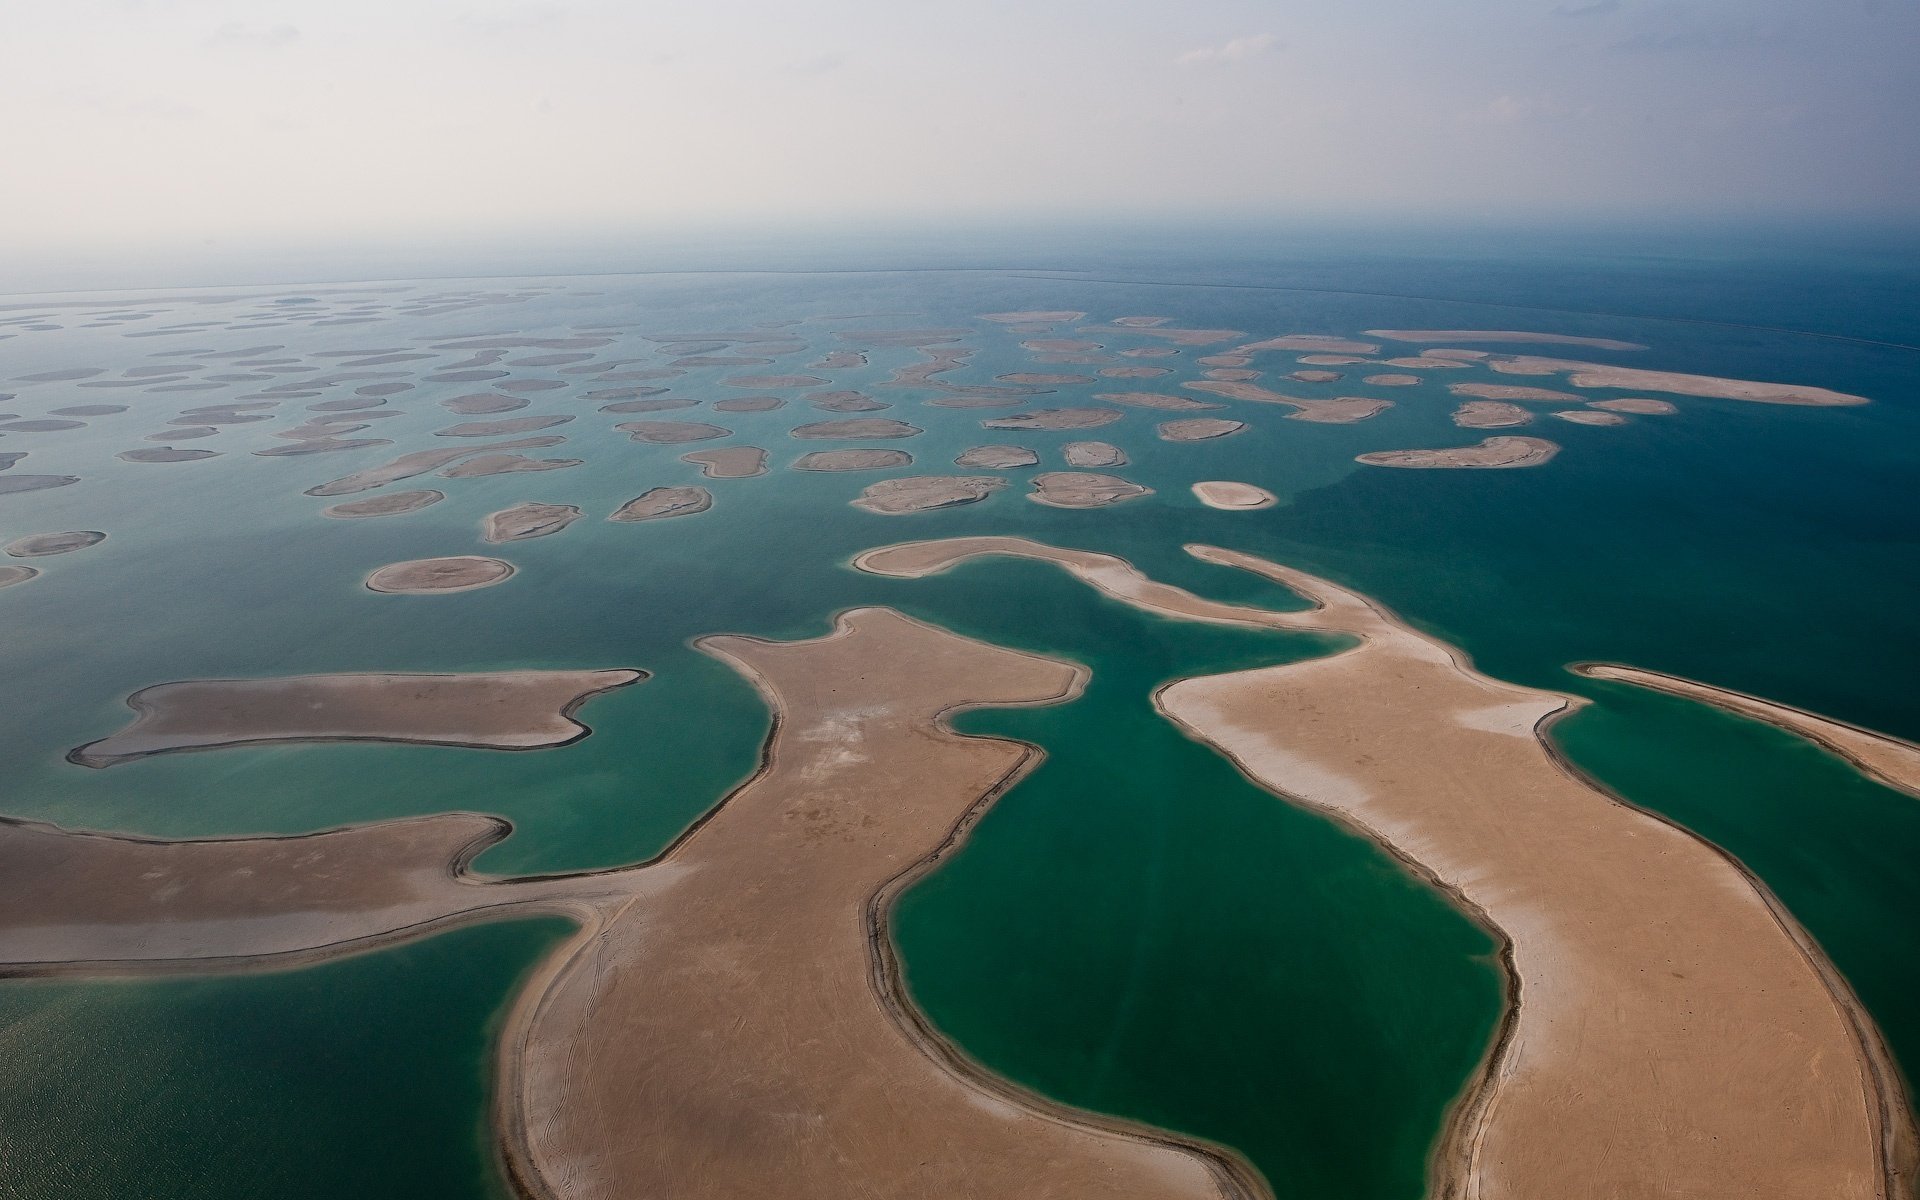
1192, 482, 1276, 510
1184, 380, 1389, 423
1366, 329, 1649, 351
365, 556, 516, 594
70, 669, 641, 767
1357, 436, 1559, 469
854, 536, 1915, 1200
1486, 356, 1869, 405
852, 475, 1004, 514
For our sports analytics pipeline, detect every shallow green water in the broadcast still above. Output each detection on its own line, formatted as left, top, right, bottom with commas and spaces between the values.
0, 229, 1915, 1198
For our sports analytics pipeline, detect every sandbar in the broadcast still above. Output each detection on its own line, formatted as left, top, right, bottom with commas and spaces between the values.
1357, 436, 1559, 469
1063, 441, 1127, 467
442, 393, 529, 415
118, 448, 218, 462
792, 449, 912, 471
323, 490, 444, 518
1158, 418, 1246, 442
682, 446, 769, 478
484, 502, 582, 542
618, 420, 730, 443
956, 444, 1039, 468
852, 475, 1004, 514
1235, 335, 1379, 355
438, 416, 572, 437
1361, 373, 1419, 387
999, 372, 1092, 386
1367, 329, 1648, 351
1191, 482, 1276, 510
1452, 401, 1532, 429
1573, 665, 1920, 800
439, 454, 582, 478
1078, 325, 1243, 346
1450, 382, 1582, 403
812, 350, 868, 369
791, 418, 922, 439
1184, 381, 1389, 423
609, 486, 713, 521
51, 404, 127, 417
6, 531, 105, 557
1290, 371, 1341, 383
600, 397, 698, 413
807, 390, 888, 412
70, 669, 638, 767
1589, 397, 1678, 414
0, 475, 78, 495
713, 396, 786, 412
725, 374, 827, 389
0, 565, 36, 589
1100, 366, 1172, 379
1552, 409, 1627, 426
1485, 356, 1868, 405
1091, 391, 1222, 411
982, 407, 1122, 431
1026, 472, 1151, 508
854, 536, 1912, 1200
366, 556, 515, 594
982, 310, 1088, 323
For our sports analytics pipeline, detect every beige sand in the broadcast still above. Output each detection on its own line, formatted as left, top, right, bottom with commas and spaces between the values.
1366, 330, 1648, 351
1452, 402, 1532, 429
71, 670, 638, 767
793, 449, 912, 471
1383, 357, 1470, 370
307, 437, 567, 496
437, 416, 572, 437
999, 372, 1093, 385
852, 475, 1005, 514
601, 397, 699, 413
609, 486, 713, 521
811, 350, 868, 369
1021, 338, 1103, 354
1158, 418, 1247, 442
1290, 371, 1342, 383
1486, 357, 1869, 405
322, 491, 445, 518
854, 536, 1914, 1200
713, 396, 787, 412
440, 454, 582, 479
791, 418, 923, 439
1092, 391, 1223, 411
1197, 355, 1253, 369
1357, 436, 1559, 469
1235, 335, 1379, 355
618, 420, 730, 444
1574, 665, 1920, 800
1120, 346, 1180, 358
1192, 482, 1277, 510
6, 531, 105, 557
1101, 366, 1174, 379
119, 448, 219, 463
682, 446, 769, 478
484, 503, 583, 543
983, 408, 1123, 431
1449, 382, 1582, 403
1111, 316, 1174, 327
1297, 354, 1369, 365
1078, 325, 1244, 346
1184, 381, 1390, 423
981, 310, 1088, 323
1589, 397, 1678, 414
1552, 409, 1627, 426
957, 444, 1040, 468
1027, 472, 1152, 508
366, 556, 515, 594
443, 393, 530, 415
1064, 440, 1127, 467
1362, 374, 1420, 387
0, 565, 38, 589
807, 390, 888, 412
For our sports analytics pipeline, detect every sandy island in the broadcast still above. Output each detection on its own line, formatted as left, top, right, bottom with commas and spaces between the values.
1589, 397, 1678, 414
70, 670, 639, 768
1064, 440, 1127, 467
484, 503, 582, 543
791, 418, 923, 439
1366, 330, 1649, 352
1192, 482, 1276, 510
1184, 381, 1390, 423
307, 437, 567, 496
618, 420, 730, 444
1451, 401, 1532, 429
610, 486, 713, 521
854, 535, 1915, 1200
1091, 391, 1223, 412
366, 556, 515, 594
323, 490, 444, 518
0, 565, 37, 589
1027, 472, 1151, 508
1486, 356, 1869, 405
1357, 436, 1559, 469
682, 446, 769, 478
983, 407, 1123, 431
1553, 409, 1627, 426
957, 444, 1040, 468
440, 454, 582, 479
6, 531, 105, 557
793, 449, 912, 471
1449, 382, 1582, 403
852, 475, 1004, 514
1158, 418, 1246, 442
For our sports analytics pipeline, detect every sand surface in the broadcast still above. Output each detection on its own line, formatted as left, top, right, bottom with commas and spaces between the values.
1451, 401, 1532, 429
437, 416, 572, 437
855, 536, 1913, 1200
6, 531, 105, 557
1027, 472, 1151, 508
956, 444, 1039, 468
1589, 397, 1678, 414
1450, 382, 1582, 403
1092, 392, 1222, 411
982, 407, 1123, 431
71, 670, 640, 767
1575, 665, 1920, 800
852, 475, 1004, 514
484, 503, 583, 543
1158, 418, 1246, 442
439, 454, 582, 479
366, 555, 516, 593
791, 418, 923, 439
1192, 482, 1276, 510
1362, 373, 1419, 386
1235, 335, 1379, 355
617, 420, 730, 444
1358, 436, 1559, 469
682, 446, 769, 478
0, 565, 38, 588
1553, 409, 1627, 426
1063, 440, 1127, 467
1366, 329, 1649, 351
1184, 381, 1389, 423
306, 437, 566, 496
609, 486, 713, 521
793, 449, 912, 471
1486, 356, 1869, 405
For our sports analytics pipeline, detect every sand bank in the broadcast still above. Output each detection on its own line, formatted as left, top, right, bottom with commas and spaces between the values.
1290, 370, 1341, 383
854, 536, 1913, 1200
792, 418, 923, 439
366, 556, 515, 593
1486, 356, 1868, 405
439, 453, 581, 479
1452, 401, 1532, 429
1589, 397, 1678, 414
71, 669, 639, 767
610, 486, 713, 521
1078, 325, 1243, 346
1158, 418, 1246, 442
437, 416, 572, 437
484, 502, 583, 542
617, 420, 730, 444
1192, 482, 1276, 510
1552, 409, 1626, 426
1357, 436, 1559, 469
957, 444, 1040, 468
1184, 381, 1389, 423
852, 475, 1004, 514
807, 390, 888, 412
306, 437, 566, 496
983, 407, 1123, 431
982, 310, 1088, 323
1449, 382, 1581, 403
1366, 330, 1648, 351
793, 449, 912, 471
1235, 335, 1379, 356
1092, 391, 1222, 411
442, 393, 528, 415
683, 446, 769, 478
323, 490, 444, 518
1574, 665, 1920, 800
6, 531, 105, 557
0, 565, 37, 588
1064, 440, 1127, 467
713, 396, 786, 412
1027, 472, 1151, 508
1362, 373, 1419, 387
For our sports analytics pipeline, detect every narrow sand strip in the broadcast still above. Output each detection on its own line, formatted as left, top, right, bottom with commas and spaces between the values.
854, 536, 1913, 1200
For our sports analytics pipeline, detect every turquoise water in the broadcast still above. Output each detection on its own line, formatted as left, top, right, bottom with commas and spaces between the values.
0, 225, 1915, 1198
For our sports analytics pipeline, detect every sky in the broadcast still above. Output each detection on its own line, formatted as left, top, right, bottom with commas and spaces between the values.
4, 0, 1917, 287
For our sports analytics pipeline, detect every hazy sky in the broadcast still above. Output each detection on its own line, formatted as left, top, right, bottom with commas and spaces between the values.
4, 0, 1917, 277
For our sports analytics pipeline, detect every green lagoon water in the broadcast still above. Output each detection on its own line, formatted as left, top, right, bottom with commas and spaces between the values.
0, 225, 1915, 1197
